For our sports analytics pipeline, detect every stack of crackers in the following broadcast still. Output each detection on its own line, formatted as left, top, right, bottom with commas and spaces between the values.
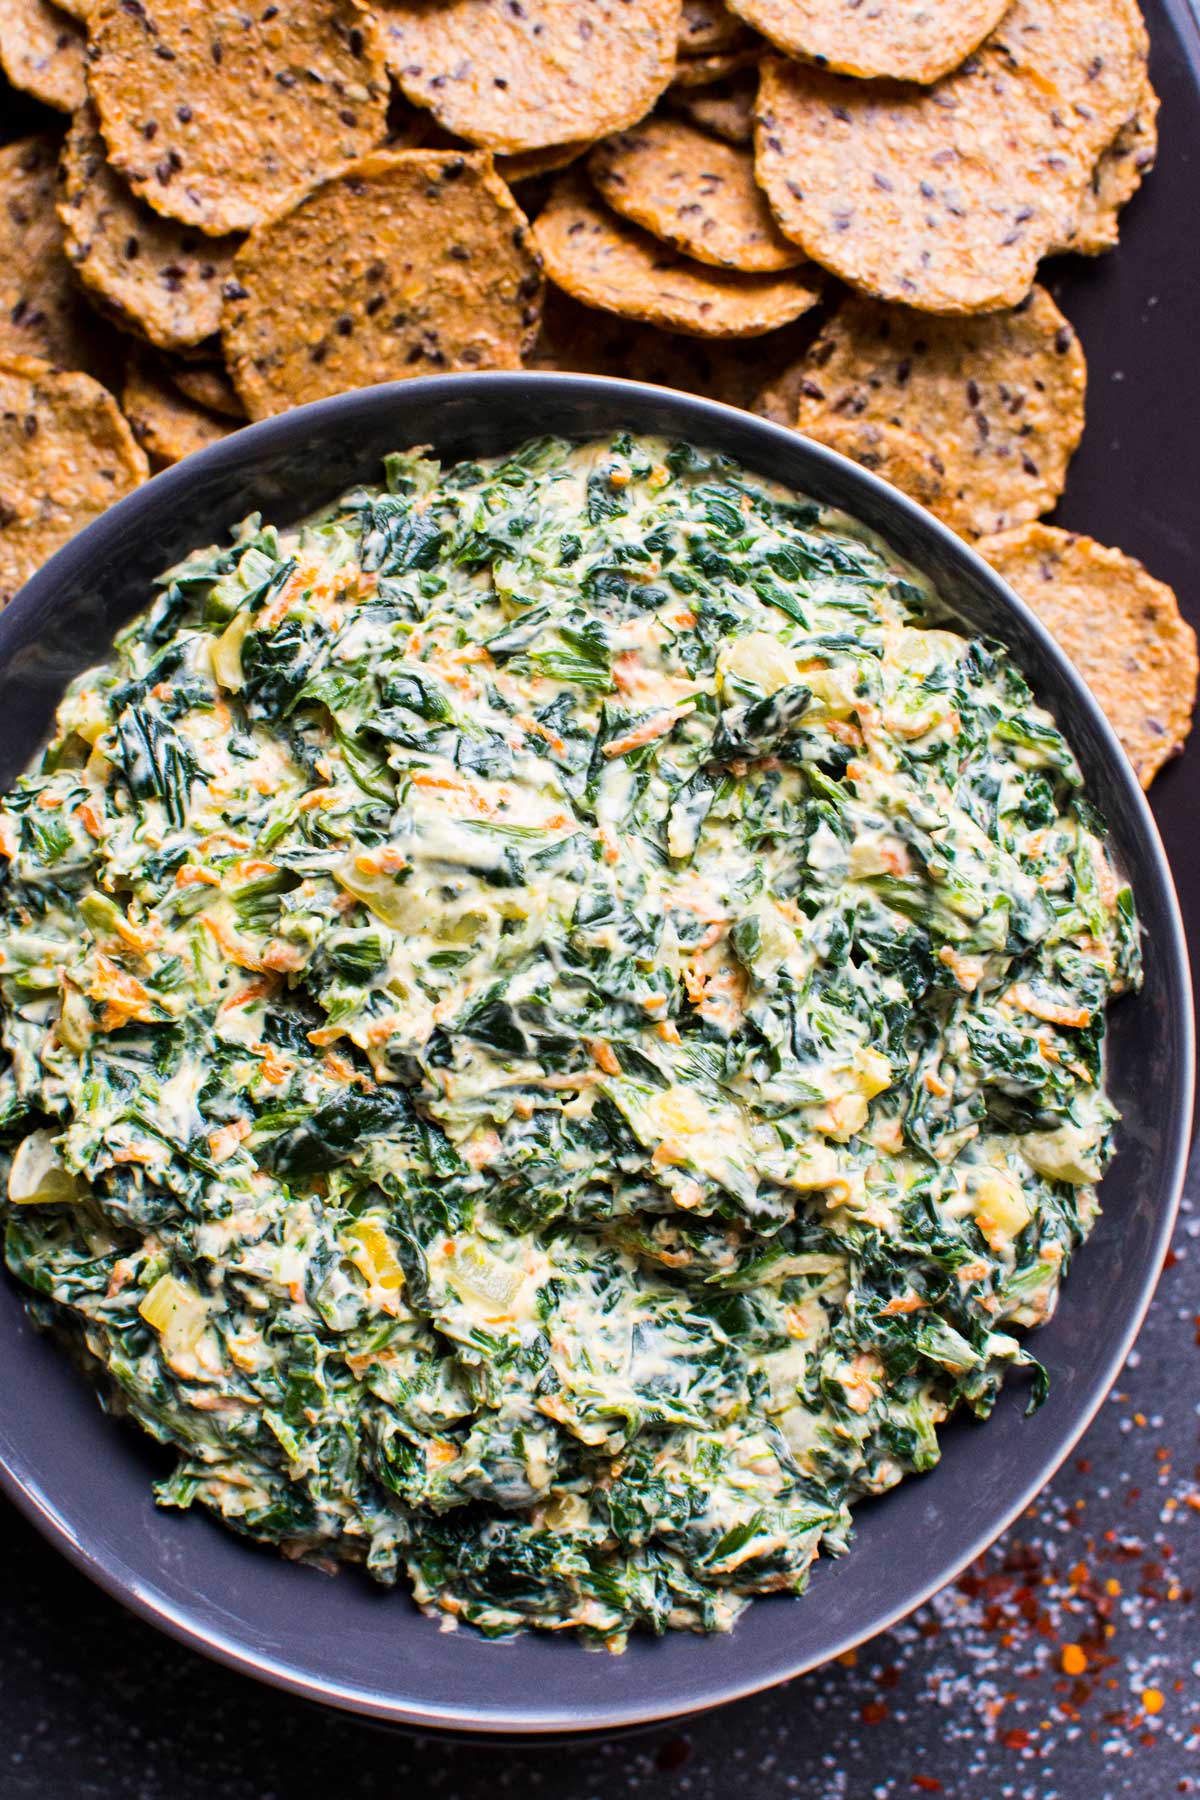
0, 0, 1193, 783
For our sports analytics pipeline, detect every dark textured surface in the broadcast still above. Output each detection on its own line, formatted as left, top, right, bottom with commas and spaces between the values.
3, 0, 1200, 1789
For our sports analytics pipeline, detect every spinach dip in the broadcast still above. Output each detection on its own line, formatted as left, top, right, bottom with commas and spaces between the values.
0, 434, 1138, 1645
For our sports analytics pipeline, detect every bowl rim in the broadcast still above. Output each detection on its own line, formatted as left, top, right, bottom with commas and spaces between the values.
0, 371, 1192, 1734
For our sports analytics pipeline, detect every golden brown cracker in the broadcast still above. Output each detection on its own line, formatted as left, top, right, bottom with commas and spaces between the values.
533, 171, 820, 338
0, 0, 85, 110
791, 286, 1086, 538
222, 150, 543, 421
728, 0, 1009, 83
588, 116, 803, 273
800, 417, 947, 515
978, 524, 1197, 787
169, 360, 244, 419
381, 0, 680, 155
1062, 76, 1160, 257
88, 0, 389, 236
666, 68, 757, 145
679, 0, 745, 54
122, 347, 235, 465
755, 0, 1146, 313
58, 103, 241, 354
530, 285, 818, 410
0, 133, 113, 378
0, 355, 148, 606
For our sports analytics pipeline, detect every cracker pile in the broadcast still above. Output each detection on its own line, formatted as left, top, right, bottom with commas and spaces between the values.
0, 0, 1193, 781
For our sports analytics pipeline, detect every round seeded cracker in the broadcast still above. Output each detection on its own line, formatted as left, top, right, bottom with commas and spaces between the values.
88, 0, 389, 236
534, 171, 820, 338
978, 524, 1197, 787
122, 346, 235, 466
58, 103, 242, 354
0, 133, 115, 378
589, 117, 803, 273
789, 286, 1087, 539
1058, 74, 1159, 258
727, 0, 1010, 83
0, 0, 85, 110
0, 355, 148, 607
380, 0, 681, 156
755, 0, 1146, 313
222, 150, 544, 421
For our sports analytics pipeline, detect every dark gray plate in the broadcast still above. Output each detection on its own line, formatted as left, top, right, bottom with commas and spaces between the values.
0, 372, 1191, 1733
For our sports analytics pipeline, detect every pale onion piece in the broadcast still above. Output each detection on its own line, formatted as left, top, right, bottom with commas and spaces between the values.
542, 1491, 590, 1532
853, 1047, 893, 1098
57, 686, 110, 746
447, 1239, 527, 1310
972, 1168, 1032, 1249
717, 629, 801, 694
789, 1141, 841, 1188
815, 1091, 869, 1140
801, 664, 859, 717
1020, 1125, 1103, 1185
138, 1271, 208, 1355
7, 1128, 83, 1204
210, 608, 252, 692
334, 852, 414, 928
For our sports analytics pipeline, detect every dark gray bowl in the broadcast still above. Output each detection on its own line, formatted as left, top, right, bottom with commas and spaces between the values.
0, 374, 1191, 1733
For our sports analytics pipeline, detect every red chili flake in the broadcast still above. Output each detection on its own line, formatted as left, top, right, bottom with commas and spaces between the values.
1002, 1728, 1031, 1751
862, 1701, 889, 1726
912, 1779, 942, 1793
1077, 1457, 1093, 1474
